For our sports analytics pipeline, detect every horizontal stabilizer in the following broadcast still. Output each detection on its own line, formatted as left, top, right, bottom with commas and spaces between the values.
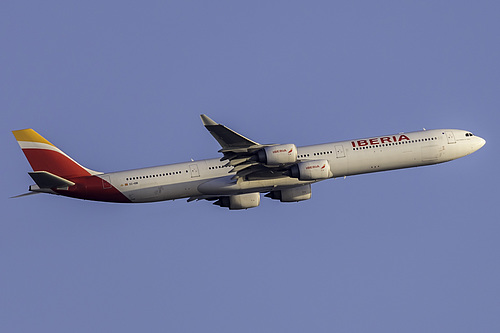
10, 191, 41, 199
28, 171, 75, 189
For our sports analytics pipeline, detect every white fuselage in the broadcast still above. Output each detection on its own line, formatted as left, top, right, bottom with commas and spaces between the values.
101, 129, 485, 203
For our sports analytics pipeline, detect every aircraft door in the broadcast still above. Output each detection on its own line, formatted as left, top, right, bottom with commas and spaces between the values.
335, 145, 345, 158
331, 145, 348, 177
189, 164, 200, 178
445, 131, 456, 144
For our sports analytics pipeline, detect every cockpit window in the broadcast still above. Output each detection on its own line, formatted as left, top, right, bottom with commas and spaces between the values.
465, 132, 474, 137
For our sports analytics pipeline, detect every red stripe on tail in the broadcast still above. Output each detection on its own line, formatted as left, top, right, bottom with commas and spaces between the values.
21, 149, 91, 178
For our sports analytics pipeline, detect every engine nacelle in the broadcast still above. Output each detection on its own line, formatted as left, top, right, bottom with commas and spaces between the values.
214, 192, 261, 210
266, 184, 312, 202
289, 159, 332, 180
257, 144, 297, 165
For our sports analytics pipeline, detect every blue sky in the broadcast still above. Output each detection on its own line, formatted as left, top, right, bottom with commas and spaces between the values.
1, 1, 499, 332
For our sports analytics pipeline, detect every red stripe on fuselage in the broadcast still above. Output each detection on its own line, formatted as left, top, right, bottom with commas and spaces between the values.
54, 175, 131, 203
22, 148, 91, 178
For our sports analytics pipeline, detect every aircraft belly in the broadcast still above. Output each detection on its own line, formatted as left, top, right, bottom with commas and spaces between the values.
331, 157, 349, 178
421, 145, 440, 162
123, 180, 205, 203
346, 147, 423, 175
198, 176, 310, 195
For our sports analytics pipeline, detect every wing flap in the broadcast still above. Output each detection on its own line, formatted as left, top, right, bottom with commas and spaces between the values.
231, 161, 260, 173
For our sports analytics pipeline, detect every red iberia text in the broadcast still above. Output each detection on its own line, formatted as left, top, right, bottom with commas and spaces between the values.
351, 134, 410, 148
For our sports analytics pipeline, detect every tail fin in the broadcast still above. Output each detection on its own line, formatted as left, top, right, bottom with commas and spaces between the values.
12, 129, 100, 178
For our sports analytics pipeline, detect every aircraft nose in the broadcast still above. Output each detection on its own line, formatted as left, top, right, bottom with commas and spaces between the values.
475, 136, 486, 151
478, 137, 486, 149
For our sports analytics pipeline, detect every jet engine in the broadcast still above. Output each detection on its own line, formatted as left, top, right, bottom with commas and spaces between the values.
256, 144, 297, 165
265, 184, 312, 202
213, 192, 261, 210
289, 159, 332, 180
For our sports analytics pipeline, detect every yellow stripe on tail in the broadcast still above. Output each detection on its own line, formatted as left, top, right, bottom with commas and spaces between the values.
12, 129, 55, 146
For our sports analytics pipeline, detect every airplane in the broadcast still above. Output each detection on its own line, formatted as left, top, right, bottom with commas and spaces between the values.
12, 115, 486, 209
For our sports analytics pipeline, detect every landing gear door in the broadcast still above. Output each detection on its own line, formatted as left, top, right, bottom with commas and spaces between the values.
189, 164, 200, 178
445, 131, 456, 144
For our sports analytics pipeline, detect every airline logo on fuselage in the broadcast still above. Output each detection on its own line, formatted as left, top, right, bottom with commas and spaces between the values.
351, 134, 410, 148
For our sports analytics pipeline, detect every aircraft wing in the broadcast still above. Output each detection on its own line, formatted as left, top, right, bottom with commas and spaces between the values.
200, 114, 260, 149
200, 115, 289, 179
